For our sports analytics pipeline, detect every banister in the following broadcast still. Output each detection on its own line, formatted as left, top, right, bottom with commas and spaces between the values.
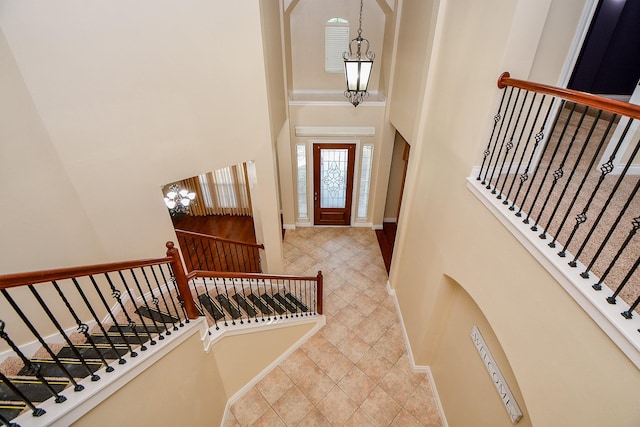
498, 72, 640, 120
0, 257, 172, 290
189, 270, 321, 282
166, 242, 199, 319
174, 229, 265, 249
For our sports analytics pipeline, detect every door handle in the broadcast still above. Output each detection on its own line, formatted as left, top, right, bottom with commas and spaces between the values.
314, 192, 318, 202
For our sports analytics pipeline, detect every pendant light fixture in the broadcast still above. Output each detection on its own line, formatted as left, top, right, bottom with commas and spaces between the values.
343, 0, 375, 107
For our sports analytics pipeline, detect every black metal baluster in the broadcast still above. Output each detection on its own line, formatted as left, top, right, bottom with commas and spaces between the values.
129, 269, 161, 343
0, 320, 67, 403
157, 265, 184, 327
103, 273, 142, 357
1, 290, 85, 388
232, 278, 243, 324
0, 372, 45, 418
489, 89, 523, 196
70, 277, 126, 366
232, 245, 242, 272
550, 113, 616, 249
533, 106, 590, 236
206, 277, 226, 328
559, 118, 633, 258
478, 88, 509, 181
593, 217, 640, 291
0, 411, 20, 427
498, 91, 536, 201
141, 267, 171, 335
213, 240, 223, 271
484, 87, 517, 187
51, 280, 115, 371
568, 121, 639, 269
188, 238, 201, 272
27, 285, 105, 377
165, 264, 189, 324
261, 279, 271, 321
510, 97, 555, 214
149, 265, 178, 332
222, 278, 236, 325
621, 293, 640, 320
242, 247, 249, 272
524, 102, 576, 227
88, 275, 134, 360
606, 253, 640, 313
116, 271, 152, 350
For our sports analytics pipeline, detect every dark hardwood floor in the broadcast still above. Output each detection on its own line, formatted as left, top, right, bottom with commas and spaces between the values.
171, 214, 257, 244
375, 222, 397, 273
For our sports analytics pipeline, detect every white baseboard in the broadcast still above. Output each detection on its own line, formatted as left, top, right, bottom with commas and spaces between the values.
282, 224, 296, 230
386, 281, 449, 426
372, 224, 383, 230
383, 217, 397, 223
220, 316, 325, 426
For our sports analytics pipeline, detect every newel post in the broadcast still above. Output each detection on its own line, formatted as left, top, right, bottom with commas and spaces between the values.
316, 270, 323, 315
166, 241, 199, 320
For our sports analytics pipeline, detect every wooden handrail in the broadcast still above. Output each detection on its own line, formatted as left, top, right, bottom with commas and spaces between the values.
0, 256, 172, 290
166, 242, 199, 320
174, 229, 265, 249
498, 72, 640, 120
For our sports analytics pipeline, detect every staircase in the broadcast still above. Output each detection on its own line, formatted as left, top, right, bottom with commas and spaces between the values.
0, 241, 323, 426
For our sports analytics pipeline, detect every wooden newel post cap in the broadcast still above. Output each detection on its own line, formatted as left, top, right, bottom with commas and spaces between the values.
166, 241, 176, 256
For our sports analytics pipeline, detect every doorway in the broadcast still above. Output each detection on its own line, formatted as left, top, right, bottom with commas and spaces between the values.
313, 143, 356, 225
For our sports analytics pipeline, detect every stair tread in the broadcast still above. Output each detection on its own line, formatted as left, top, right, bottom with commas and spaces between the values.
232, 294, 257, 317
216, 294, 242, 319
135, 306, 179, 324
198, 294, 225, 321
108, 324, 166, 334
285, 293, 309, 312
273, 293, 297, 312
18, 358, 103, 378
0, 377, 68, 403
248, 294, 273, 315
56, 344, 129, 360
261, 293, 286, 314
0, 402, 25, 422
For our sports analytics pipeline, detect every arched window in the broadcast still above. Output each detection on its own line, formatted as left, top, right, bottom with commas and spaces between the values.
325, 18, 349, 73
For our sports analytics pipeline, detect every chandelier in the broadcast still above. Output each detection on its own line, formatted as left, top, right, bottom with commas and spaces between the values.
343, 0, 375, 107
164, 184, 195, 216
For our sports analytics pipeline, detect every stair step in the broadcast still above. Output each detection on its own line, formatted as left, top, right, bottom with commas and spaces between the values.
0, 402, 25, 422
56, 344, 129, 360
285, 293, 309, 312
260, 293, 286, 314
18, 358, 102, 379
273, 293, 297, 312
89, 332, 154, 345
108, 324, 166, 334
0, 377, 68, 403
232, 294, 257, 317
215, 294, 242, 319
248, 294, 273, 315
135, 307, 179, 324
198, 294, 225, 321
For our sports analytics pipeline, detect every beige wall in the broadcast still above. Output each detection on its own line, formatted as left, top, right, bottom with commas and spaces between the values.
0, 1, 284, 272
390, 0, 640, 425
288, 0, 386, 92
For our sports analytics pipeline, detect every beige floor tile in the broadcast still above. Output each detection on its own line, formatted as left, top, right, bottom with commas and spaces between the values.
343, 408, 380, 427
316, 347, 354, 382
300, 332, 333, 363
373, 330, 405, 364
279, 348, 316, 383
390, 408, 423, 426
316, 385, 359, 426
320, 321, 350, 346
332, 306, 365, 330
230, 387, 270, 426
251, 408, 286, 427
356, 348, 394, 383
360, 385, 402, 426
337, 365, 376, 404
379, 366, 419, 405
337, 332, 371, 363
255, 366, 294, 405
272, 386, 314, 426
394, 353, 427, 386
222, 413, 241, 427
299, 408, 332, 427
353, 292, 379, 316
353, 314, 389, 345
404, 383, 442, 425
297, 365, 335, 405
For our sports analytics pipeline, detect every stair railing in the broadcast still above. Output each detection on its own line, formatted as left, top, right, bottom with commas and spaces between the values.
471, 72, 640, 356
187, 270, 323, 330
174, 229, 265, 273
0, 243, 198, 424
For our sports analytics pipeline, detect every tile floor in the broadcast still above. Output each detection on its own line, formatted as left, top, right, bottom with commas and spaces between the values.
225, 227, 443, 426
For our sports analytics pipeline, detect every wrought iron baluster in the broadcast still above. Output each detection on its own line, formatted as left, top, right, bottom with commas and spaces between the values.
489, 88, 523, 196
559, 118, 633, 258
593, 217, 640, 292
232, 245, 241, 272
511, 98, 556, 214
549, 112, 614, 248
165, 264, 189, 324
0, 320, 68, 403
0, 372, 46, 418
222, 278, 236, 325
524, 102, 575, 227
478, 88, 508, 181
213, 240, 223, 271
533, 106, 590, 235
116, 271, 153, 347
103, 273, 142, 357
141, 267, 171, 335
157, 265, 184, 328
51, 280, 115, 371
568, 120, 639, 268
88, 275, 133, 361
483, 87, 516, 186
149, 265, 179, 331
606, 253, 640, 312
261, 279, 271, 321
129, 269, 161, 343
621, 293, 640, 320
205, 277, 226, 328
1, 290, 85, 388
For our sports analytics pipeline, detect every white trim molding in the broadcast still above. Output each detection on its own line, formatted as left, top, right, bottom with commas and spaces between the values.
295, 126, 376, 138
